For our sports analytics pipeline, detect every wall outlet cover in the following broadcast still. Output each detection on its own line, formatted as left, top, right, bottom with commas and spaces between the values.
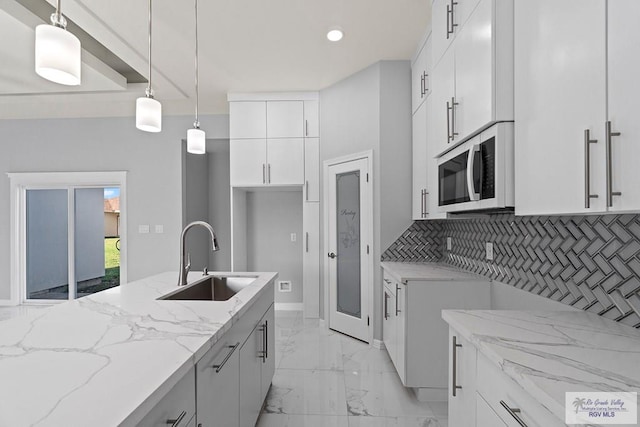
154, 225, 164, 234
290, 233, 297, 242
278, 281, 292, 292
138, 225, 150, 234
486, 242, 494, 261
446, 237, 452, 251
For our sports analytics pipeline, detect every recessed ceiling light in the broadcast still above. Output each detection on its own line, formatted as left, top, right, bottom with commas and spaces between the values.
327, 27, 344, 42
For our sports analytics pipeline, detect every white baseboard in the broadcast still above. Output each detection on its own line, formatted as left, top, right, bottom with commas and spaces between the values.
413, 387, 447, 402
274, 303, 304, 311
372, 339, 385, 350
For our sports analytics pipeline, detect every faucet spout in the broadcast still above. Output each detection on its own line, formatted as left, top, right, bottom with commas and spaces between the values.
178, 221, 220, 286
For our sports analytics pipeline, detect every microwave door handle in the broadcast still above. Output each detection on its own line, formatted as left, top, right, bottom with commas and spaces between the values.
466, 144, 480, 201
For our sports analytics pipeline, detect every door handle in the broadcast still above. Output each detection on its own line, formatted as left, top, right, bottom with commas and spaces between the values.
327, 252, 337, 259
584, 129, 598, 208
466, 144, 480, 201
606, 121, 621, 207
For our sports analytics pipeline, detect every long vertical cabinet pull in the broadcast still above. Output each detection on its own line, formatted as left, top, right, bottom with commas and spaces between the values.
262, 164, 266, 184
384, 292, 389, 320
422, 71, 428, 95
305, 120, 309, 137
450, 97, 459, 142
305, 232, 309, 253
606, 121, 622, 207
305, 181, 309, 201
452, 335, 463, 397
420, 74, 425, 98
260, 320, 268, 363
267, 164, 271, 184
395, 284, 401, 315
584, 129, 598, 208
447, 0, 458, 39
446, 101, 452, 142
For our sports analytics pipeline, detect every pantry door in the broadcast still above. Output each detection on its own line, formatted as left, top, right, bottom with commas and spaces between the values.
325, 154, 372, 342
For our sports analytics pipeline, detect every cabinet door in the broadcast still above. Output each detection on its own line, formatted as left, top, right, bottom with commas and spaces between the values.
239, 325, 262, 427
431, 47, 456, 157
455, 0, 493, 140
230, 139, 267, 186
304, 100, 319, 138
412, 39, 429, 114
230, 102, 266, 139
304, 138, 320, 201
448, 329, 477, 427
431, 0, 454, 67
395, 283, 407, 385
140, 368, 196, 427
412, 101, 428, 220
382, 284, 397, 366
476, 393, 508, 427
514, 0, 606, 215
425, 97, 447, 219
303, 202, 320, 318
267, 101, 304, 138
608, 0, 640, 212
267, 138, 304, 185
260, 304, 276, 402
196, 338, 240, 427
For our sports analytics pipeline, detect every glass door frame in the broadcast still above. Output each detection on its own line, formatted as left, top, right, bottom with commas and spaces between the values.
9, 172, 127, 305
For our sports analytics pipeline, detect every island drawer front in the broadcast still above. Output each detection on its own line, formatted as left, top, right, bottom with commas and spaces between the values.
231, 281, 275, 347
476, 353, 563, 427
138, 366, 196, 427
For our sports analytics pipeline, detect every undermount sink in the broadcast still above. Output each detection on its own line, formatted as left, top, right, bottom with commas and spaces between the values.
159, 276, 256, 301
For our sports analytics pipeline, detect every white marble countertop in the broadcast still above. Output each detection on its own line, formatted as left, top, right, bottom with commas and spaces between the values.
442, 310, 640, 423
0, 270, 277, 427
381, 262, 487, 282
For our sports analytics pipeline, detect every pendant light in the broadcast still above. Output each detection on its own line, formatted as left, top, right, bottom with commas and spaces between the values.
136, 0, 162, 133
186, 0, 205, 154
34, 0, 81, 86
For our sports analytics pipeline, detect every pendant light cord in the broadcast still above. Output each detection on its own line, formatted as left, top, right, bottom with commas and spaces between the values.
194, 0, 200, 126
147, 0, 153, 97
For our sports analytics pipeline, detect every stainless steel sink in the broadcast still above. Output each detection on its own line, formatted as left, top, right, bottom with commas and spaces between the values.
159, 276, 256, 301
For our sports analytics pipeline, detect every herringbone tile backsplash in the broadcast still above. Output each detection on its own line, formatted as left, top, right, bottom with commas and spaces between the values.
382, 214, 640, 328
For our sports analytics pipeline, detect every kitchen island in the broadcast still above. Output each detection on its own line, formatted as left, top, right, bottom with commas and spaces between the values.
0, 271, 277, 426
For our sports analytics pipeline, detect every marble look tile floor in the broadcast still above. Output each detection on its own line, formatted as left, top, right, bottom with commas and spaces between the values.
257, 311, 448, 427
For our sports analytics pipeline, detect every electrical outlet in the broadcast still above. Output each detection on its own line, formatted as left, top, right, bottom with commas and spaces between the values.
446, 237, 452, 251
154, 225, 164, 234
290, 233, 297, 242
486, 242, 494, 261
138, 225, 150, 234
278, 281, 292, 292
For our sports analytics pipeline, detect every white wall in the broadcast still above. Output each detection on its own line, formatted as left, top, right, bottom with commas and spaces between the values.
246, 191, 303, 304
183, 150, 210, 271
0, 114, 229, 301
320, 60, 413, 340
207, 143, 232, 271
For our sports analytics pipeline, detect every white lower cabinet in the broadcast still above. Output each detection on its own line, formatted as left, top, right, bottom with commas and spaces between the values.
447, 326, 565, 427
196, 336, 241, 427
382, 267, 489, 397
139, 367, 196, 427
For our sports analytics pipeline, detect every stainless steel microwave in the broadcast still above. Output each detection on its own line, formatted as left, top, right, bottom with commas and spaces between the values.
437, 122, 514, 213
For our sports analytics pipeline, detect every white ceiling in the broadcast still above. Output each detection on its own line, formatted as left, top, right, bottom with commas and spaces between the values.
0, 0, 431, 119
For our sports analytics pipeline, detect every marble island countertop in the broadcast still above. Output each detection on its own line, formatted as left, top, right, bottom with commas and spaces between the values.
381, 261, 487, 282
442, 310, 640, 423
0, 270, 277, 427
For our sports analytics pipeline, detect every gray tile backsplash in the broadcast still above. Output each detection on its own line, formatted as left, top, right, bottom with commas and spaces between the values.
382, 214, 640, 328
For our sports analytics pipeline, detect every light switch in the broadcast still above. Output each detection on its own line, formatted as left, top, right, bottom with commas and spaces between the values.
290, 233, 297, 242
138, 225, 150, 234
155, 225, 164, 234
486, 242, 494, 261
446, 237, 452, 251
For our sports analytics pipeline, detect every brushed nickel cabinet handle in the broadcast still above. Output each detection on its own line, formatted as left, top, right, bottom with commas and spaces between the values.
423, 71, 428, 93
606, 120, 622, 207
446, 100, 451, 143
452, 335, 462, 397
262, 163, 266, 184
268, 164, 271, 184
449, 97, 459, 141
305, 232, 309, 253
584, 129, 598, 208
306, 180, 309, 201
305, 119, 309, 136
395, 284, 401, 315
420, 74, 425, 98
212, 342, 240, 373
446, 4, 452, 39
384, 291, 389, 320
166, 411, 187, 427
500, 400, 528, 427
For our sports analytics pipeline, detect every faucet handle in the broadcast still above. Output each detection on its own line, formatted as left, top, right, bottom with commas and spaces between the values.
185, 253, 192, 274
203, 267, 209, 276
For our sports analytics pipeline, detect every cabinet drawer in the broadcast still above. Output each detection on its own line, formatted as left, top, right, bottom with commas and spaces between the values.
139, 367, 196, 427
476, 353, 563, 427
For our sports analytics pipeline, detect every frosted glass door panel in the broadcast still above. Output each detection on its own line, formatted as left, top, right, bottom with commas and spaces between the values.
336, 171, 361, 319
26, 189, 69, 300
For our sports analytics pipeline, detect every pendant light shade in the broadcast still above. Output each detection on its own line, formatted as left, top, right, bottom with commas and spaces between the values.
186, 0, 206, 154
136, 95, 162, 133
34, 5, 81, 86
136, 0, 162, 133
187, 127, 206, 154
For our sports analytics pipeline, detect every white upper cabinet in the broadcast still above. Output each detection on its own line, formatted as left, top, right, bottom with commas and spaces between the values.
607, 0, 640, 212
412, 35, 432, 114
514, 0, 608, 215
304, 100, 319, 137
266, 101, 304, 138
230, 139, 268, 187
412, 100, 428, 220
431, 0, 513, 157
432, 0, 481, 67
230, 102, 266, 139
266, 138, 304, 185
